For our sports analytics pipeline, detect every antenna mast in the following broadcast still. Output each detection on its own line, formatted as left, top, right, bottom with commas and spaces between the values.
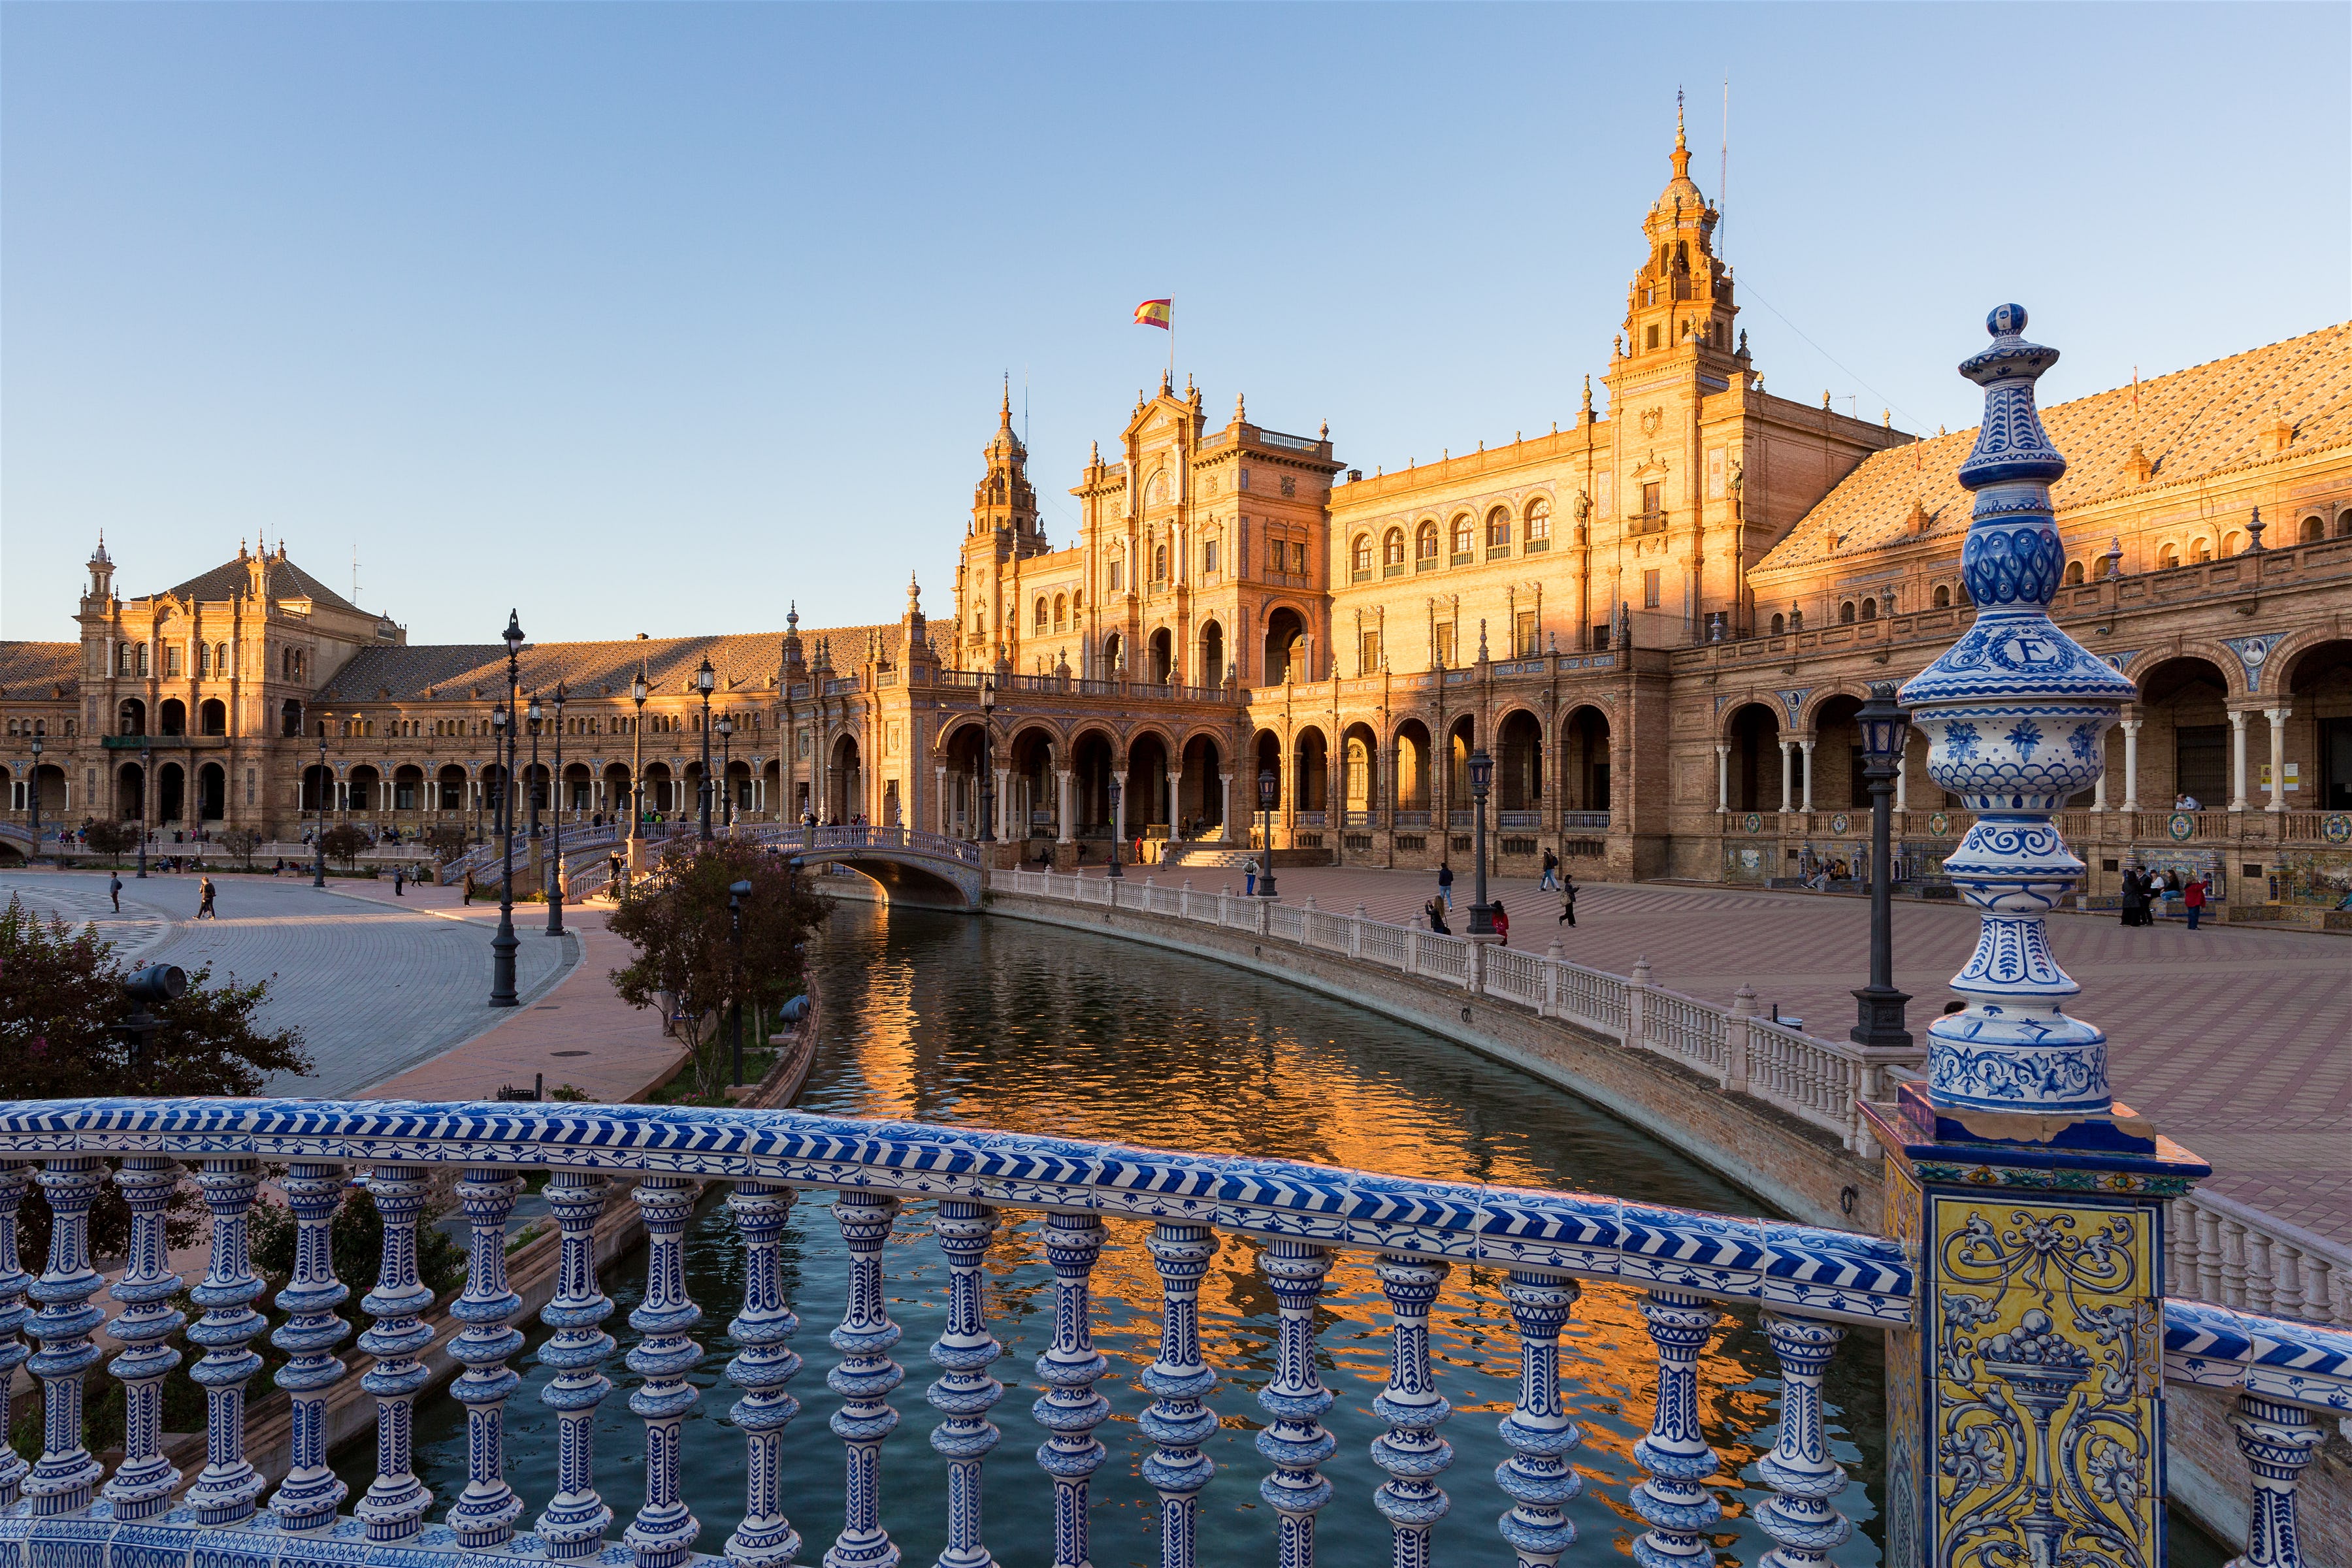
1720, 75, 1730, 246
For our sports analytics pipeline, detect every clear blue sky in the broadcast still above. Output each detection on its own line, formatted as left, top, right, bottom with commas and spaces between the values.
5, 3, 2345, 646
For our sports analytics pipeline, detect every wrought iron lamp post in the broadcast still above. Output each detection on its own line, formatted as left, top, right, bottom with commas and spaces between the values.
1851, 681, 1914, 1048
630, 664, 649, 851
977, 681, 996, 845
546, 681, 568, 938
1106, 773, 1122, 879
1256, 768, 1279, 898
716, 713, 735, 830
1467, 747, 1495, 936
728, 877, 752, 1086
696, 658, 717, 841
138, 738, 153, 879
310, 730, 327, 889
525, 693, 544, 845
489, 610, 524, 1008
27, 735, 42, 866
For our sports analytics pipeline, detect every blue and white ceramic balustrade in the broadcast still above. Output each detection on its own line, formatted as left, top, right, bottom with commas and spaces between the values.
0, 1095, 2340, 1568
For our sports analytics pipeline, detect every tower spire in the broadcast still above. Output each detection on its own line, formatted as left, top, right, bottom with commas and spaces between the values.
1671, 88, 1692, 180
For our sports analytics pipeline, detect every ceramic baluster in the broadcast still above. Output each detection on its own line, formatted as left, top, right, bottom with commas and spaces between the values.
2227, 1395, 2321, 1568
357, 1165, 438, 1541
1495, 1270, 1582, 1567
536, 1174, 618, 1560
186, 1156, 267, 1525
926, 1198, 1001, 1568
826, 1190, 904, 1568
447, 1169, 526, 1546
725, 1181, 806, 1568
0, 1163, 31, 1509
625, 1175, 704, 1568
1033, 1212, 1111, 1568
1630, 1289, 1725, 1568
1756, 1312, 1851, 1568
1256, 1237, 1337, 1567
1140, 1220, 1218, 1568
269, 1164, 352, 1531
24, 1156, 108, 1516
1371, 1254, 1452, 1568
101, 1157, 186, 1522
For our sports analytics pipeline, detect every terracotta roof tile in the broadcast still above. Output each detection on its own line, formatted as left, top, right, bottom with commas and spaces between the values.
0, 642, 79, 698
152, 553, 365, 613
314, 624, 902, 704
1756, 321, 2352, 573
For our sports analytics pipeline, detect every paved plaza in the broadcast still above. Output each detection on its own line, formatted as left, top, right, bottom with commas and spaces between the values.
0, 869, 577, 1098
1108, 859, 2352, 1248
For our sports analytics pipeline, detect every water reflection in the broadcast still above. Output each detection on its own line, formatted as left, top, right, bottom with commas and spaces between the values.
359, 901, 1886, 1565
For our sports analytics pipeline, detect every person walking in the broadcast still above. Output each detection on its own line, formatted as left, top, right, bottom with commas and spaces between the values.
393, 865, 405, 897
196, 875, 217, 920
1243, 857, 1259, 898
1558, 872, 1578, 926
108, 872, 123, 913
2117, 866, 2144, 927
1437, 861, 1454, 909
463, 870, 478, 907
1539, 847, 1560, 892
1491, 900, 1511, 947
2182, 874, 2207, 931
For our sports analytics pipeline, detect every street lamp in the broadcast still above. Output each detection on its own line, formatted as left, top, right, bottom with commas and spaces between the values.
526, 693, 544, 843
137, 738, 152, 879
696, 657, 717, 842
27, 735, 42, 866
489, 609, 525, 1008
547, 681, 568, 938
312, 726, 328, 888
1466, 747, 1495, 936
1256, 768, 1279, 898
1850, 681, 1914, 1049
1106, 772, 1123, 879
716, 713, 736, 830
630, 662, 649, 852
728, 877, 753, 1086
977, 681, 997, 845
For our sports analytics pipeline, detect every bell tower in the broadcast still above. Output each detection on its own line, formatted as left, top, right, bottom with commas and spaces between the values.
969, 380, 1041, 546
1620, 98, 1739, 372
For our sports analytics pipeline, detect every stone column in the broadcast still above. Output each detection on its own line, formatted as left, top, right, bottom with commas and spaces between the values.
1895, 747, 1910, 813
1219, 773, 1233, 841
1778, 740, 1794, 813
1164, 764, 1177, 834
2119, 719, 2141, 811
1799, 739, 1816, 813
935, 764, 948, 834
2265, 706, 2289, 811
1714, 744, 1729, 813
1056, 769, 1073, 845
993, 766, 1009, 840
2228, 710, 2249, 812
1111, 767, 1128, 849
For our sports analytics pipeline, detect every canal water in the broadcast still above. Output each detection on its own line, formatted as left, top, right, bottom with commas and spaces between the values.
356, 900, 1891, 1564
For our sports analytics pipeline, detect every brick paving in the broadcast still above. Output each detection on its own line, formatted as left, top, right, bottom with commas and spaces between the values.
1105, 861, 2352, 1249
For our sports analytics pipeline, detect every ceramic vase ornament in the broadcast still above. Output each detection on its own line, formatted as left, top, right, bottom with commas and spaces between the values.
1898, 304, 2137, 1121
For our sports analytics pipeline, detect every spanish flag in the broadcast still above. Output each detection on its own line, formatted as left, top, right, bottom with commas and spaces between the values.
1134, 298, 1171, 330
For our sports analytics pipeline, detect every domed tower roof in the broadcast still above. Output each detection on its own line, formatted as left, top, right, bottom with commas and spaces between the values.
1646, 93, 1717, 238
985, 378, 1026, 463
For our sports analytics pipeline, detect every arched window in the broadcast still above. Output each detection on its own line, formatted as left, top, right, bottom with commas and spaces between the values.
2336, 511, 2352, 538
1070, 589, 1082, 613
2303, 515, 2326, 542
2191, 537, 2213, 563
1382, 528, 1405, 568
1035, 598, 1049, 632
2157, 542, 2179, 568
1838, 601, 1857, 624
1486, 506, 1511, 548
198, 643, 210, 676
1450, 515, 1473, 557
2064, 560, 2085, 585
2222, 532, 2243, 557
1525, 497, 1551, 545
1933, 584, 1951, 608
1859, 598, 1876, 621
1153, 544, 1168, 582
1769, 613, 1786, 634
1053, 594, 1067, 629
1351, 534, 1373, 579
217, 643, 231, 676
1416, 521, 1439, 561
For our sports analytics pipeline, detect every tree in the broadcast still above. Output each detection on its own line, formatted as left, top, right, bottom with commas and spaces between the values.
320, 823, 372, 870
425, 824, 469, 863
84, 819, 140, 858
609, 842, 827, 1100
0, 894, 313, 1262
218, 825, 265, 868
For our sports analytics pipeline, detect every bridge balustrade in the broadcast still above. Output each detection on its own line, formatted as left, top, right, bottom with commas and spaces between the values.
0, 1100, 2343, 1568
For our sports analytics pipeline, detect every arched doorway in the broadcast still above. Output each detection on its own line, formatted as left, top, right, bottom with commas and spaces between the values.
563, 762, 593, 818
197, 763, 227, 823
118, 699, 146, 736
348, 765, 381, 815
280, 700, 303, 738
438, 764, 468, 813
1199, 622, 1226, 690
1128, 730, 1173, 838
393, 764, 425, 814
1071, 729, 1117, 840
201, 698, 227, 736
1006, 725, 1056, 838
2283, 639, 2352, 808
941, 720, 988, 837
1392, 720, 1432, 817
157, 763, 186, 827
1179, 733, 1223, 837
827, 736, 862, 824
1149, 629, 1175, 686
1561, 706, 1611, 815
1812, 694, 1866, 811
1727, 703, 1777, 811
1292, 727, 1330, 819
1446, 716, 1477, 825
1497, 710, 1543, 814
301, 764, 332, 814
1341, 723, 1379, 821
645, 762, 675, 817
1103, 632, 1124, 679
1264, 608, 1307, 685
159, 700, 186, 737
2136, 657, 2232, 808
118, 762, 146, 821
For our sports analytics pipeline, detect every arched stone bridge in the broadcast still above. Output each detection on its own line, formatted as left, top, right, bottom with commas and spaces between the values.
754, 822, 984, 909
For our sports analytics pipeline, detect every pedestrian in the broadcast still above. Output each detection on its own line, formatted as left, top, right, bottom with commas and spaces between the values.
463, 870, 478, 906
1437, 860, 1454, 909
393, 865, 405, 897
108, 872, 123, 913
2118, 866, 2144, 926
1243, 857, 1259, 898
2174, 791, 2200, 811
1558, 872, 1577, 926
1424, 895, 1450, 935
1491, 900, 1511, 947
1540, 847, 1560, 891
197, 875, 217, 919
2183, 874, 2207, 931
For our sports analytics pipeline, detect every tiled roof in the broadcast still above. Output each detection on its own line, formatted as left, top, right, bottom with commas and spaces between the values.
314, 624, 904, 704
0, 642, 80, 698
1756, 321, 2352, 573
154, 553, 365, 613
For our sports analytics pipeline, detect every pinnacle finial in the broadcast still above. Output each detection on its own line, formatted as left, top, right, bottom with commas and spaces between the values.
1234, 392, 1246, 422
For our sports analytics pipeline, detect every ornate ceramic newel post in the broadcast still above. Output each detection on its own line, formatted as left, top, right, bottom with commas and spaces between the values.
105, 1157, 188, 1522
1870, 306, 2208, 1568
0, 1164, 33, 1511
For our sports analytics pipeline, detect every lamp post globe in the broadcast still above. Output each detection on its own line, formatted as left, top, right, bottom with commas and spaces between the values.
696, 658, 717, 841
1105, 773, 1123, 879
715, 713, 736, 830
1466, 746, 1495, 936
1256, 767, 1279, 898
1850, 681, 1914, 1049
976, 681, 997, 845
546, 679, 568, 938
311, 728, 327, 888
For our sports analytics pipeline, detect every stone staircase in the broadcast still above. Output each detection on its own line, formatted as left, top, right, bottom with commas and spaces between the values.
1156, 839, 1249, 870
